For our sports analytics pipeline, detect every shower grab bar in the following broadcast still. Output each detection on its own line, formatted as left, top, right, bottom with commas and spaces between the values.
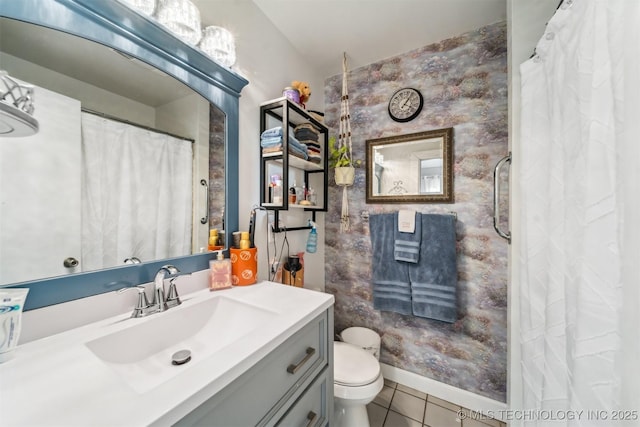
493, 153, 511, 244
200, 179, 209, 224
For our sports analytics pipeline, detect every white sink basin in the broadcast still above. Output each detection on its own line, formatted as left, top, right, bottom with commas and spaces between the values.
85, 295, 277, 393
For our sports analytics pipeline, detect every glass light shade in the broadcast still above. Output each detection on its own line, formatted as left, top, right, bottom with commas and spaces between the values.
155, 0, 202, 45
199, 26, 236, 68
0, 71, 39, 137
118, 0, 156, 16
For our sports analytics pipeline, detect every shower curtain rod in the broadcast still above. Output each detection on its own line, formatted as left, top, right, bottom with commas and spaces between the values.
81, 108, 195, 143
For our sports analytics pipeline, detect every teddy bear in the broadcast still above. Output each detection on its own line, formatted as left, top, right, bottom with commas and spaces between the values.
291, 80, 311, 108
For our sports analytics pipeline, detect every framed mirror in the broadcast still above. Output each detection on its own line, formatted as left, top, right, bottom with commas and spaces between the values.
366, 128, 454, 204
0, 0, 248, 310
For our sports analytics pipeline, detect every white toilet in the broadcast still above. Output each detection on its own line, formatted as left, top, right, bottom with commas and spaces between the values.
333, 341, 384, 427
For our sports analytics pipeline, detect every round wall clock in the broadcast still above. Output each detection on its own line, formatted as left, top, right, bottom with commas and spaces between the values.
388, 87, 423, 122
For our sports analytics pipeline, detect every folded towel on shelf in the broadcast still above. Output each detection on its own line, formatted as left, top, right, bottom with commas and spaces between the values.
308, 154, 322, 164
294, 128, 319, 142
304, 142, 322, 151
288, 142, 308, 160
289, 147, 308, 160
408, 214, 457, 323
394, 211, 422, 263
288, 134, 307, 152
261, 126, 283, 139
369, 213, 412, 315
260, 136, 283, 147
262, 145, 283, 154
294, 123, 319, 133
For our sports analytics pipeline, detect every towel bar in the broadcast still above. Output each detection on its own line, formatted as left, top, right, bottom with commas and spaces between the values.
493, 153, 511, 243
362, 210, 456, 220
200, 179, 209, 225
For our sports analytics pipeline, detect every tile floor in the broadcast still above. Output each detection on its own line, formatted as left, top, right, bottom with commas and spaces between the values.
366, 379, 506, 427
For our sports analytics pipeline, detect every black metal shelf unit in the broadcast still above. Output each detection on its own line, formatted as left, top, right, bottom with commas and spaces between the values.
259, 97, 328, 232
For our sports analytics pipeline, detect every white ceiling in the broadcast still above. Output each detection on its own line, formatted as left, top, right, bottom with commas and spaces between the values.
250, 0, 507, 77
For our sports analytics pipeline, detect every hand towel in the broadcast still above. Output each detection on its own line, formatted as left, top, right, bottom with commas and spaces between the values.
369, 213, 412, 315
408, 214, 457, 323
394, 211, 421, 263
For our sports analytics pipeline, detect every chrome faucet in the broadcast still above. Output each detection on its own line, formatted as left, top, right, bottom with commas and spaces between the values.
152, 265, 180, 313
117, 265, 183, 318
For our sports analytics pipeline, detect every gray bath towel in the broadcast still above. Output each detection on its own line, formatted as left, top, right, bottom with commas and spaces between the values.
369, 213, 412, 315
408, 214, 458, 323
394, 211, 422, 263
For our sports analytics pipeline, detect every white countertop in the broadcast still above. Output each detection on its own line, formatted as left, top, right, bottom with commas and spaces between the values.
0, 281, 334, 426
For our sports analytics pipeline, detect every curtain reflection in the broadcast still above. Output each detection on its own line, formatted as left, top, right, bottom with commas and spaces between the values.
81, 112, 192, 270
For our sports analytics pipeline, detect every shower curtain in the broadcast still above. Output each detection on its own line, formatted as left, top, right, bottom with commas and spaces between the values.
519, 0, 640, 424
81, 113, 193, 271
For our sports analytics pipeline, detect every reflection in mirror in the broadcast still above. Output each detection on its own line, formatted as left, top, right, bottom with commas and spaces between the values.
366, 128, 454, 204
0, 18, 224, 285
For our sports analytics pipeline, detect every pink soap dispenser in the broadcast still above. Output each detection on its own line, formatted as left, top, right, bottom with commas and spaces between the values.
209, 251, 232, 291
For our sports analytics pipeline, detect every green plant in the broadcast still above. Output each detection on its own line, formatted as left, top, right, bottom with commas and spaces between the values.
328, 136, 361, 168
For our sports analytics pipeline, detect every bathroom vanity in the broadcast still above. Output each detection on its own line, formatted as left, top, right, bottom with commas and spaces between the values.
0, 282, 334, 426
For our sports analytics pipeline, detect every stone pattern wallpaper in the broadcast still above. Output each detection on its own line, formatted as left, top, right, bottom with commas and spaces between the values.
209, 105, 225, 233
323, 21, 508, 402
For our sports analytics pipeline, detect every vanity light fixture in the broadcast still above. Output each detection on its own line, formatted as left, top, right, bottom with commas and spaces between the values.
199, 26, 236, 68
155, 0, 202, 45
0, 70, 39, 137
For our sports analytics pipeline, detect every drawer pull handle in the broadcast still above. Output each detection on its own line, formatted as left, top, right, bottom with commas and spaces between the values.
287, 347, 316, 374
305, 411, 318, 427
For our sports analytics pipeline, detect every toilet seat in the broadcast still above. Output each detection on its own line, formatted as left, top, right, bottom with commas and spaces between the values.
334, 342, 380, 386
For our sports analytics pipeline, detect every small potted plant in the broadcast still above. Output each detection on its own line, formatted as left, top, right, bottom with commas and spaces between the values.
329, 136, 360, 186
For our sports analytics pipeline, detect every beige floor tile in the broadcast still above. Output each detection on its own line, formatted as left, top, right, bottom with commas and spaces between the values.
424, 401, 462, 427
396, 383, 427, 400
384, 378, 398, 388
367, 402, 388, 427
389, 390, 426, 423
374, 385, 396, 408
384, 410, 422, 427
427, 395, 461, 412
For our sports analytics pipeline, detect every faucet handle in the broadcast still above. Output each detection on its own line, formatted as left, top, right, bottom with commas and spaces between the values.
165, 277, 182, 309
117, 286, 151, 318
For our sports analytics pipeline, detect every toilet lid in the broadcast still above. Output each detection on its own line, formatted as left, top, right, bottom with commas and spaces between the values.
334, 342, 380, 386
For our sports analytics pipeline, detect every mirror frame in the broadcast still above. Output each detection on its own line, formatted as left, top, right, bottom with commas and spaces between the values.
365, 128, 454, 204
1, 0, 248, 310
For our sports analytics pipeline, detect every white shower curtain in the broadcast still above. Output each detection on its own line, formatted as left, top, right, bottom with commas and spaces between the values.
81, 113, 193, 271
519, 0, 640, 425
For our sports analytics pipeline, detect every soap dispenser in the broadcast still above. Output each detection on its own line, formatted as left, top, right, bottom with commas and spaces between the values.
209, 251, 232, 291
306, 221, 317, 253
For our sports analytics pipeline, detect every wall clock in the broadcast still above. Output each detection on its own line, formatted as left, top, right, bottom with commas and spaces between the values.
388, 87, 423, 122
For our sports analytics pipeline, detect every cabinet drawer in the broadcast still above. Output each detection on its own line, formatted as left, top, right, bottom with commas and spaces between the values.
275, 368, 330, 427
176, 311, 329, 427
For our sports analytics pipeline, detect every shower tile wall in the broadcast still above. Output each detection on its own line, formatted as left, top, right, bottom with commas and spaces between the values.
324, 21, 508, 402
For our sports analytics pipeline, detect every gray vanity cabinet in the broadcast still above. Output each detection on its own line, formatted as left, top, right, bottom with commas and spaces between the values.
176, 308, 334, 426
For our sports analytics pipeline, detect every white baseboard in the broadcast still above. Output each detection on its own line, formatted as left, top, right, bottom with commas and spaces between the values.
380, 363, 508, 422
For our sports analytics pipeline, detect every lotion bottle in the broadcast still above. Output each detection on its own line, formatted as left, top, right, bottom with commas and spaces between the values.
306, 221, 317, 253
209, 251, 232, 291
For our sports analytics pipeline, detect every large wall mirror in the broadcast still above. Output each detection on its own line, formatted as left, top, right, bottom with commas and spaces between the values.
0, 0, 248, 309
366, 128, 454, 204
